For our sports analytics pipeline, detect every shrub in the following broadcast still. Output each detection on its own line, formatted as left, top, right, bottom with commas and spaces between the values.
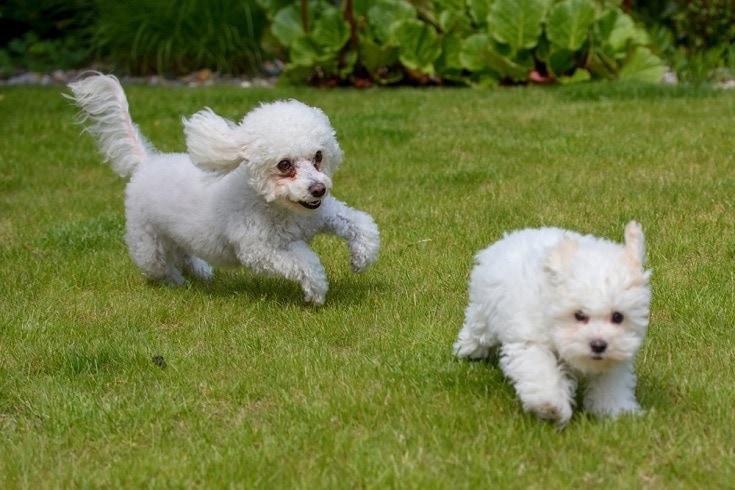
632, 0, 735, 84
670, 0, 735, 50
91, 0, 269, 76
260, 0, 665, 86
0, 0, 95, 75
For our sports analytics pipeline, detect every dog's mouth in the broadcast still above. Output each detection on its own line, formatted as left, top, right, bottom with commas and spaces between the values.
591, 355, 605, 361
299, 200, 322, 210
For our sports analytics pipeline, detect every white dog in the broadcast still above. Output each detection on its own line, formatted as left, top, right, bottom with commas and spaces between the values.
67, 73, 379, 305
454, 221, 651, 426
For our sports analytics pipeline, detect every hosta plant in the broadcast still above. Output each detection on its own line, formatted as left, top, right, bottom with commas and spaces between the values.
258, 0, 665, 86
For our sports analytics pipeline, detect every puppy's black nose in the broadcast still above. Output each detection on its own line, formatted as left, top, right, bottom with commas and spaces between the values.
590, 339, 608, 354
309, 182, 326, 198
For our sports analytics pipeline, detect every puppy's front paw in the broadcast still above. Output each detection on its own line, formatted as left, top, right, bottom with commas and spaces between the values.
349, 224, 380, 273
302, 278, 328, 306
529, 400, 574, 427
586, 399, 642, 419
350, 252, 376, 273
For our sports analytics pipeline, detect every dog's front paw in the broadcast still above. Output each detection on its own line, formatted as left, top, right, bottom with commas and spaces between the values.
586, 399, 642, 419
528, 399, 574, 427
301, 277, 328, 306
350, 252, 376, 273
349, 223, 380, 273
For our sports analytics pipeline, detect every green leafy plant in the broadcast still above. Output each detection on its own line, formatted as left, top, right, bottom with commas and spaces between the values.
632, 0, 735, 85
0, 32, 91, 74
92, 0, 269, 76
0, 0, 95, 75
262, 0, 664, 86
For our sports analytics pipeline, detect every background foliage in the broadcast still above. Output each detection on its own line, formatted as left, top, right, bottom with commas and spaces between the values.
260, 0, 664, 86
0, 0, 733, 85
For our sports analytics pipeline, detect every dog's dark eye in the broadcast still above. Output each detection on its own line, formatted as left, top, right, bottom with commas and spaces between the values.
611, 311, 624, 324
277, 160, 293, 173
574, 311, 589, 322
314, 151, 322, 164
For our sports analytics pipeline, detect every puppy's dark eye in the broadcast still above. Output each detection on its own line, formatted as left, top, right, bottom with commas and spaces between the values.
574, 311, 589, 322
277, 160, 293, 173
314, 151, 322, 164
611, 311, 624, 324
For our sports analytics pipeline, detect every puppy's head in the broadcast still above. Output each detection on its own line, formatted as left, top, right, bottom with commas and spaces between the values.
543, 221, 652, 374
183, 99, 343, 212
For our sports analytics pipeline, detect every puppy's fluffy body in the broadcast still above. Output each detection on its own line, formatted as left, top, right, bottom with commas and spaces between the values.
68, 74, 379, 304
454, 222, 651, 426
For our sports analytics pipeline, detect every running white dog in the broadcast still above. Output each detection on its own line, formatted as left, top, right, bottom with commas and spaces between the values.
67, 73, 379, 305
454, 221, 651, 426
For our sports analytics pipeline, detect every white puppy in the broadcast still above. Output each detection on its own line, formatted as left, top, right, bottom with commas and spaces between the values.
454, 221, 651, 426
67, 73, 379, 305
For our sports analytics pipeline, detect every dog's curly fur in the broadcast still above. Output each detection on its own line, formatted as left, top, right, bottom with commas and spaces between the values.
454, 221, 651, 427
67, 73, 379, 305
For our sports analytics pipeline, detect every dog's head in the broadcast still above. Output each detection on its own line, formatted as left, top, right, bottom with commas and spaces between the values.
183, 99, 343, 212
543, 221, 652, 374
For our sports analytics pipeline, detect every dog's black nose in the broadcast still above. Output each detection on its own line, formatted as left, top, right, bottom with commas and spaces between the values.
309, 182, 326, 198
590, 339, 608, 354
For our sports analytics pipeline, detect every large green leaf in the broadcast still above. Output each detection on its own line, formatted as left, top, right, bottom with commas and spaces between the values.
460, 33, 492, 72
460, 33, 531, 81
359, 36, 400, 73
602, 8, 637, 55
271, 4, 304, 47
619, 46, 665, 83
255, 0, 294, 19
367, 0, 416, 44
312, 7, 350, 52
393, 19, 441, 74
546, 0, 596, 51
289, 36, 332, 67
488, 0, 550, 52
596, 8, 650, 58
435, 0, 466, 12
439, 9, 473, 36
436, 33, 464, 74
468, 0, 493, 27
546, 48, 576, 76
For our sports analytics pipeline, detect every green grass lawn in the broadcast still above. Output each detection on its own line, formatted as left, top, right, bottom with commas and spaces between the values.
1, 81, 734, 488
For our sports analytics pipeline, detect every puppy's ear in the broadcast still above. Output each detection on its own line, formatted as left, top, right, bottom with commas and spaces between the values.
183, 108, 245, 173
623, 220, 646, 268
544, 236, 579, 282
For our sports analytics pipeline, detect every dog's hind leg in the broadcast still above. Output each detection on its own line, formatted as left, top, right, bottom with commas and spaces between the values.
182, 254, 214, 281
454, 302, 496, 360
125, 225, 185, 285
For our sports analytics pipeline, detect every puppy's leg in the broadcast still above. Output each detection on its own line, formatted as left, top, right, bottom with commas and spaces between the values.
126, 224, 185, 285
500, 342, 576, 426
322, 200, 380, 273
238, 240, 328, 305
583, 362, 641, 418
182, 254, 214, 281
454, 302, 495, 360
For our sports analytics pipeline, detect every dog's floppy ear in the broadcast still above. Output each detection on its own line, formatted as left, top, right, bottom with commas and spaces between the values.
623, 220, 646, 268
544, 236, 579, 283
183, 108, 245, 173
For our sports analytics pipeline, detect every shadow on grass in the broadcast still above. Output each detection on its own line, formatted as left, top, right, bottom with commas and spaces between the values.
185, 269, 387, 309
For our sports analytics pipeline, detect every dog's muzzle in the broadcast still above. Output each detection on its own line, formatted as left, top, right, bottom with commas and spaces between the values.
299, 182, 327, 209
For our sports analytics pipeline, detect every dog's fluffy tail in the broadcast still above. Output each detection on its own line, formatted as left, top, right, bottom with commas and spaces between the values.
67, 72, 154, 177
